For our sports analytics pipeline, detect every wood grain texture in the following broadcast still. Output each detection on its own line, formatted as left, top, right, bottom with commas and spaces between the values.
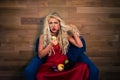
0, 0, 120, 80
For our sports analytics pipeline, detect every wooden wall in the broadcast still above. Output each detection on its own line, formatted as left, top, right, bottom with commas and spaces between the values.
0, 0, 120, 80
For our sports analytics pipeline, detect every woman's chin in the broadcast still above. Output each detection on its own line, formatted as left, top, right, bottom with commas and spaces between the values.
51, 31, 57, 34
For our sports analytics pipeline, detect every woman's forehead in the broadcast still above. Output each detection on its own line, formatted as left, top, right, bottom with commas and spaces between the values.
48, 17, 59, 22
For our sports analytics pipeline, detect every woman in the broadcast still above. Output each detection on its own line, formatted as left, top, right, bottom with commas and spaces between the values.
36, 12, 89, 80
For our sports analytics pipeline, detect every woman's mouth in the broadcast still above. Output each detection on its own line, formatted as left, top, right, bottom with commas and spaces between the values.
52, 28, 56, 31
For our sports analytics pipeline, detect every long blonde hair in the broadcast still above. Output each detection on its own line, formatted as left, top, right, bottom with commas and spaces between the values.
42, 12, 70, 55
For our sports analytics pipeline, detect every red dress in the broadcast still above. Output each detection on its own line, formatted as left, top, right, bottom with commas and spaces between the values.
36, 44, 89, 80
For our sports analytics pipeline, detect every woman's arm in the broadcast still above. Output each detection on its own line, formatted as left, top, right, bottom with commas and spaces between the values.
67, 33, 83, 48
38, 35, 53, 58
38, 35, 58, 58
67, 24, 83, 48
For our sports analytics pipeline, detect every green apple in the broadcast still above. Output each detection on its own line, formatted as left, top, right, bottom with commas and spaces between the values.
65, 59, 69, 64
51, 36, 56, 40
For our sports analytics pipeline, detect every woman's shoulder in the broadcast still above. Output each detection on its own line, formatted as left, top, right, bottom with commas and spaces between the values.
39, 34, 44, 39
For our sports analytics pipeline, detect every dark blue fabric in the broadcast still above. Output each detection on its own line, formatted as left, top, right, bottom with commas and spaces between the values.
35, 38, 39, 53
67, 36, 99, 80
77, 53, 99, 80
24, 36, 99, 80
24, 38, 47, 80
66, 36, 86, 62
24, 55, 47, 80
24, 55, 42, 80
67, 48, 99, 80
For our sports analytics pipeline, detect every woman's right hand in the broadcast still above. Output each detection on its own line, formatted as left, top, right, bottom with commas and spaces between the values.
50, 36, 58, 46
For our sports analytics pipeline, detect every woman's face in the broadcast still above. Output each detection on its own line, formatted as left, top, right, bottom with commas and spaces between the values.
48, 17, 60, 34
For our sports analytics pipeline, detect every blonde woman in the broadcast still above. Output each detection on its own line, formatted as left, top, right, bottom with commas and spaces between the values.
36, 12, 89, 80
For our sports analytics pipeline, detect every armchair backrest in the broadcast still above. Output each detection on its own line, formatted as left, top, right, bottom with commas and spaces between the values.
79, 36, 86, 52
67, 36, 86, 62
35, 38, 39, 53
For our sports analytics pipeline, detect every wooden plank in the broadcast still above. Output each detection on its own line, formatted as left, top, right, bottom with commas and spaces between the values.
77, 7, 120, 13
0, 0, 27, 8
21, 17, 43, 25
98, 66, 120, 72
26, 0, 48, 7
109, 13, 120, 18
0, 71, 24, 80
100, 71, 120, 80
0, 7, 39, 17
87, 51, 118, 57
48, 0, 66, 6
66, 0, 120, 7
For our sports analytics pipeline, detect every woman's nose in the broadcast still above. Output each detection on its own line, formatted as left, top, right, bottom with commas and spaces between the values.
52, 24, 55, 27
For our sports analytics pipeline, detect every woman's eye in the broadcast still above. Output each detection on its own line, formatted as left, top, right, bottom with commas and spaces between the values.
49, 22, 59, 24
49, 22, 52, 24
54, 22, 58, 24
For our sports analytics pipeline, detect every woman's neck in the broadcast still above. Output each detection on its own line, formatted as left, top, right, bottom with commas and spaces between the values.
51, 32, 58, 37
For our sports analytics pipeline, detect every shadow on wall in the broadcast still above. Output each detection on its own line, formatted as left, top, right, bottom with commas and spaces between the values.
33, 17, 45, 55
9, 17, 46, 80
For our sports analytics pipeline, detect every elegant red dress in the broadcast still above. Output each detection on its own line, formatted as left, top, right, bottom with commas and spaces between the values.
36, 44, 89, 80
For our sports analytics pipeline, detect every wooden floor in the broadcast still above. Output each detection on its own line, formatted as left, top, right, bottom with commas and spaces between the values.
0, 0, 120, 80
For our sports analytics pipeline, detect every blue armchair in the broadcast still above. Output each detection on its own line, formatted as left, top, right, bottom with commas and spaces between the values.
24, 36, 99, 80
